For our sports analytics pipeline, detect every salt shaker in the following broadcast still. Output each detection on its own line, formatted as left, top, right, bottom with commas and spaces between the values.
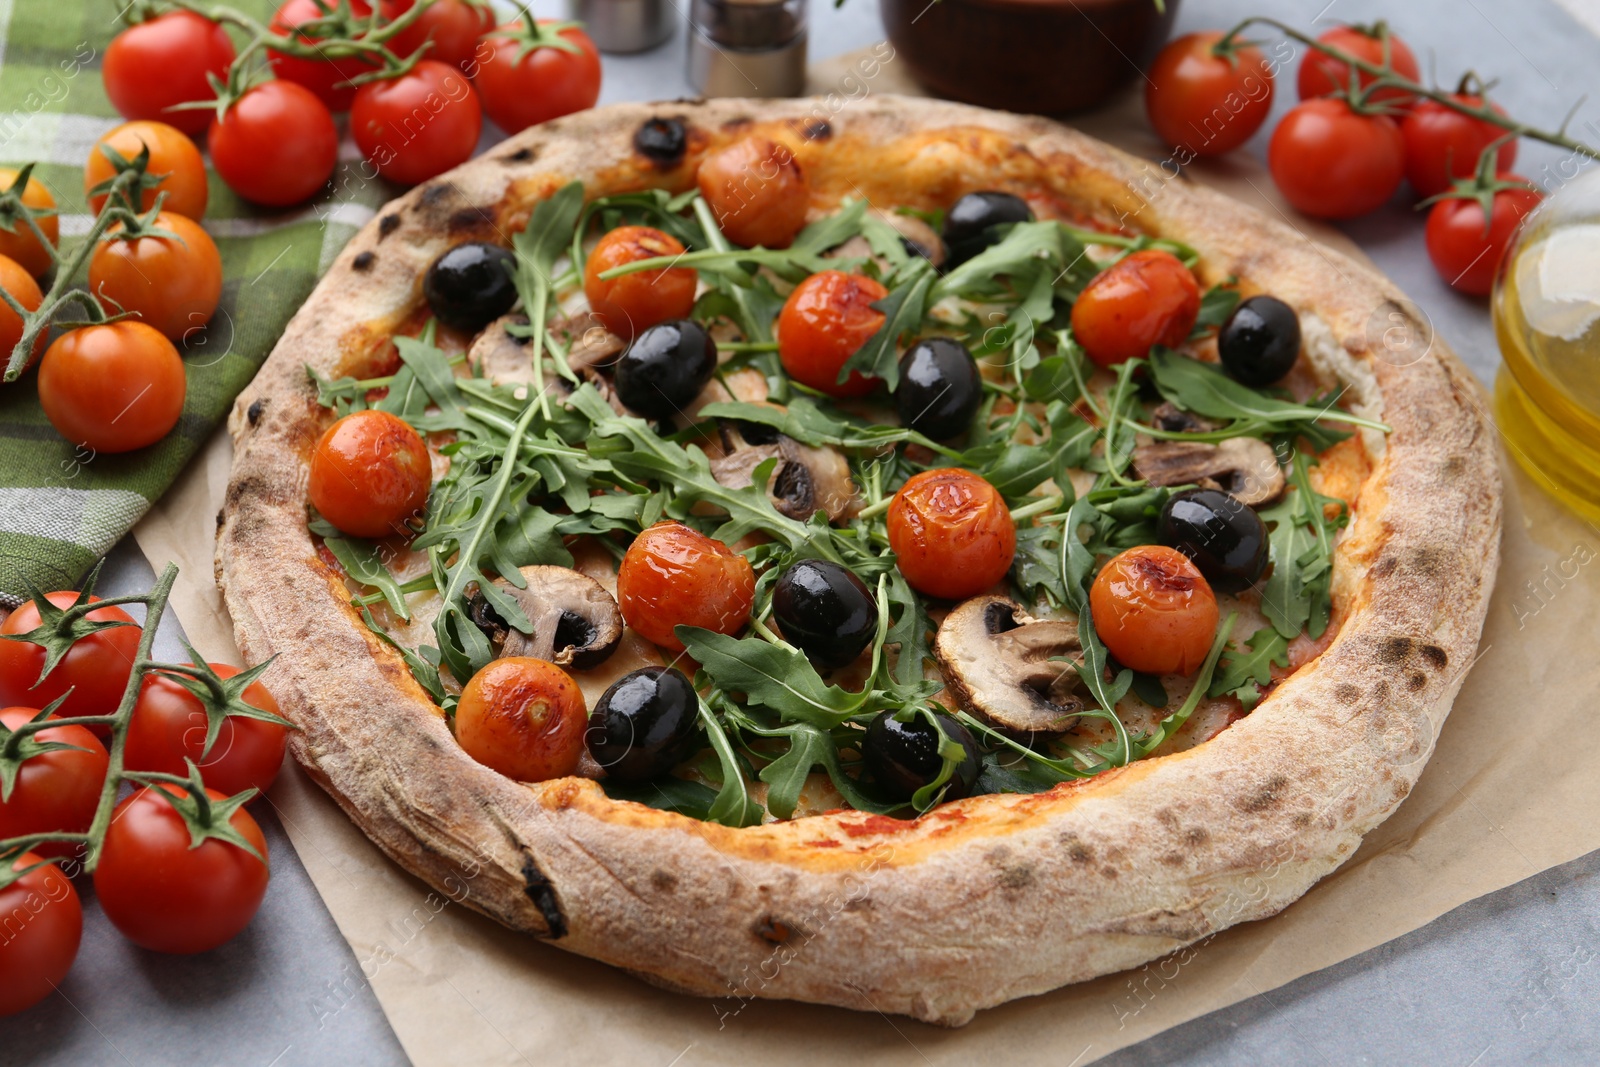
687, 0, 808, 98
567, 0, 672, 54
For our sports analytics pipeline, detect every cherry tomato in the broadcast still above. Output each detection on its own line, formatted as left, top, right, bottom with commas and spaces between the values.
37, 322, 186, 453
103, 11, 235, 136
0, 167, 58, 279
127, 664, 289, 797
1426, 177, 1542, 297
1070, 249, 1201, 368
455, 657, 587, 782
0, 254, 44, 373
88, 213, 222, 343
1296, 24, 1419, 110
474, 21, 602, 135
83, 121, 208, 219
696, 136, 811, 250
94, 783, 270, 954
1401, 97, 1518, 199
0, 854, 81, 1016
0, 593, 141, 719
352, 60, 482, 186
616, 521, 756, 652
777, 270, 886, 396
209, 80, 338, 207
308, 409, 432, 538
1145, 32, 1275, 157
582, 226, 697, 341
886, 469, 1015, 600
0, 708, 108, 862
1090, 545, 1218, 675
1268, 98, 1405, 219
268, 0, 382, 111
381, 0, 495, 72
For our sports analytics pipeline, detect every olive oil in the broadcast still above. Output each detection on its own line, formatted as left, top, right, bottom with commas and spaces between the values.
1493, 170, 1600, 525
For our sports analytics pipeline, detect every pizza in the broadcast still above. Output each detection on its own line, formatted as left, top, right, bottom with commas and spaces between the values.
216, 96, 1499, 1026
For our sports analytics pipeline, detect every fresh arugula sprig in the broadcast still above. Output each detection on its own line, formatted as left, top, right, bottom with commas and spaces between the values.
1259, 451, 1348, 641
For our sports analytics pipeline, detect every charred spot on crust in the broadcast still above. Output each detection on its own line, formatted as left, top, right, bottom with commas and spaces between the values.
1185, 827, 1210, 846
1237, 773, 1289, 813
802, 119, 832, 141
1420, 644, 1448, 670
1334, 682, 1361, 704
246, 398, 266, 426
503, 146, 536, 163
634, 117, 688, 167
449, 207, 494, 234
378, 213, 401, 239
1062, 836, 1095, 865
521, 856, 567, 939
420, 184, 452, 207
225, 474, 269, 509
1407, 672, 1427, 692
650, 870, 677, 891
996, 864, 1035, 889
1378, 636, 1415, 664
215, 509, 225, 530
352, 251, 375, 272
753, 916, 792, 944
722, 115, 753, 129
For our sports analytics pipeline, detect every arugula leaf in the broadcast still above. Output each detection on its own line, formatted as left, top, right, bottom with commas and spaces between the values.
601, 775, 720, 819
698, 695, 764, 827
677, 628, 863, 728
930, 221, 1069, 302
1259, 452, 1347, 640
839, 258, 935, 390
1191, 278, 1241, 336
320, 535, 412, 620
358, 608, 449, 707
757, 723, 835, 819
1146, 348, 1388, 435
973, 750, 1072, 795
1011, 522, 1069, 606
967, 442, 1057, 501
1129, 614, 1235, 756
510, 181, 586, 411
1208, 625, 1290, 710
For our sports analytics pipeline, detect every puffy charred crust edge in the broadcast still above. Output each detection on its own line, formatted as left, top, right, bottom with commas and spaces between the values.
217, 96, 1500, 1027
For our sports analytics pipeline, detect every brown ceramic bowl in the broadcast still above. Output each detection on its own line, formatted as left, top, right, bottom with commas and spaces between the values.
881, 0, 1181, 115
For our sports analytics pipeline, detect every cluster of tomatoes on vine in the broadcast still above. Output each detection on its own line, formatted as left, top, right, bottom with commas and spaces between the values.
0, 573, 290, 1017
104, 0, 602, 202
1143, 19, 1583, 296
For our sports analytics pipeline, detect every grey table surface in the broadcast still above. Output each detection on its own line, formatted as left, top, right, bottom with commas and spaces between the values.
6, 0, 1600, 1063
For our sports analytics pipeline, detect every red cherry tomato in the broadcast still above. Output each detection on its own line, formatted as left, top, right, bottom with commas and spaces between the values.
0, 254, 45, 373
381, 0, 495, 72
308, 409, 432, 538
616, 522, 756, 652
126, 664, 289, 797
1296, 24, 1420, 110
583, 226, 698, 341
37, 322, 186, 454
0, 167, 58, 279
1425, 177, 1542, 297
1401, 96, 1518, 199
84, 120, 209, 219
1145, 32, 1275, 157
696, 136, 811, 250
0, 854, 81, 1016
103, 11, 235, 136
1090, 545, 1218, 675
88, 212, 222, 343
777, 270, 887, 396
0, 707, 108, 862
474, 21, 602, 135
94, 783, 270, 954
1070, 249, 1201, 368
267, 0, 382, 111
455, 657, 587, 782
886, 469, 1016, 600
352, 60, 482, 186
0, 593, 141, 719
209, 80, 338, 207
1268, 98, 1405, 219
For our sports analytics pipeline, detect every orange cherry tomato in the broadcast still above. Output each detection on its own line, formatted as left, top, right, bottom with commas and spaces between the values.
1090, 545, 1218, 675
0, 167, 59, 278
696, 136, 810, 249
88, 212, 222, 343
126, 664, 289, 797
83, 120, 208, 219
616, 521, 756, 652
777, 270, 887, 397
886, 469, 1016, 600
0, 254, 44, 373
37, 322, 186, 453
1070, 249, 1201, 368
455, 657, 587, 781
583, 225, 698, 341
308, 409, 432, 539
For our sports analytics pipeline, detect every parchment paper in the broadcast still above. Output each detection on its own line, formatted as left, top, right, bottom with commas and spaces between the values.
130, 60, 1600, 1066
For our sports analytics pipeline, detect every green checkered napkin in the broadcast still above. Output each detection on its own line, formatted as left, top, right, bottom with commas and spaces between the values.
0, 0, 398, 604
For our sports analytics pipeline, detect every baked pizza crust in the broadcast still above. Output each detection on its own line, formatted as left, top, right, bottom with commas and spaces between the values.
216, 97, 1500, 1025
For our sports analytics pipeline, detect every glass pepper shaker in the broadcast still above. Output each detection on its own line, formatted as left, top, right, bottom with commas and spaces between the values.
687, 0, 808, 98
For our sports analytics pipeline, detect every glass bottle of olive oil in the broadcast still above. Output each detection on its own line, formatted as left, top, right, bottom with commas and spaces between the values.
1494, 168, 1600, 524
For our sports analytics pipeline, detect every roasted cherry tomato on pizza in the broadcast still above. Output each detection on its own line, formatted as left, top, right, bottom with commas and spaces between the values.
1402, 95, 1518, 199
103, 10, 236, 136
352, 59, 483, 186
778, 270, 887, 397
209, 80, 339, 207
1071, 249, 1201, 368
456, 657, 587, 782
84, 121, 208, 219
88, 212, 222, 343
381, 0, 496, 72
696, 136, 811, 250
1090, 545, 1219, 676
0, 592, 141, 719
308, 409, 432, 538
475, 21, 602, 135
267, 0, 383, 111
0, 707, 109, 861
37, 322, 186, 454
0, 854, 81, 1017
1426, 176, 1542, 297
887, 469, 1016, 601
616, 522, 756, 652
126, 664, 290, 797
1296, 23, 1419, 110
0, 254, 45, 372
1268, 98, 1405, 219
94, 783, 270, 955
1145, 32, 1275, 157
583, 226, 698, 341
0, 167, 58, 278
